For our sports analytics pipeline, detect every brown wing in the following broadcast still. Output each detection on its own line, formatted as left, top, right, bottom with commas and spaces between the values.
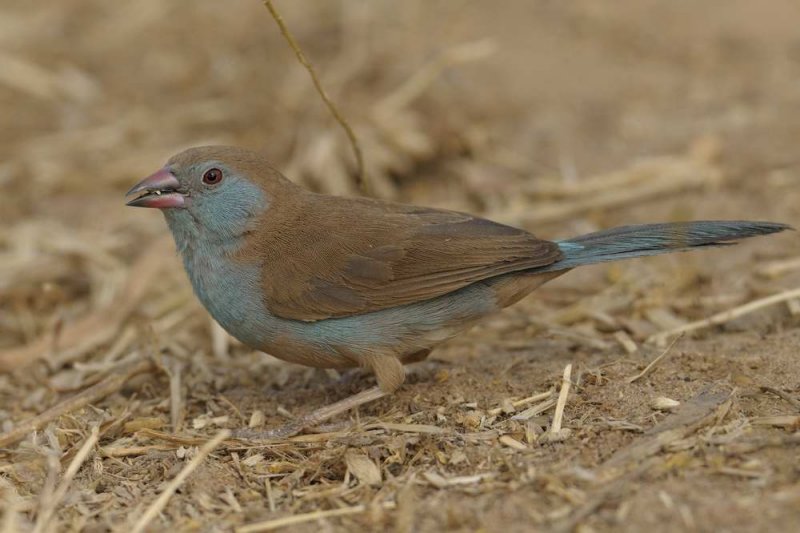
247, 193, 562, 321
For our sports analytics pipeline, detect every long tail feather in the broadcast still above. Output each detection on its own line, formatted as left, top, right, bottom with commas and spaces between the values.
535, 220, 791, 272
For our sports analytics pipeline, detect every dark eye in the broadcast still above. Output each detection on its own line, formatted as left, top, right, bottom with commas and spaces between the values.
202, 168, 223, 185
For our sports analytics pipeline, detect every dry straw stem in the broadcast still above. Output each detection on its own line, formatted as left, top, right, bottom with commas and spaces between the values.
507, 152, 722, 226
374, 38, 497, 116
236, 502, 397, 533
262, 0, 367, 195
32, 425, 99, 533
490, 389, 554, 417
759, 386, 800, 411
756, 256, 800, 278
130, 429, 231, 533
0, 51, 67, 100
626, 334, 683, 383
511, 398, 557, 421
542, 363, 572, 442
0, 358, 155, 448
614, 330, 638, 354
162, 358, 184, 432
648, 287, 800, 346
0, 237, 171, 372
751, 415, 800, 429
423, 472, 495, 489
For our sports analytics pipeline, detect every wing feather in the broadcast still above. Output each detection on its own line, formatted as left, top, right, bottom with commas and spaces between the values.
249, 194, 561, 321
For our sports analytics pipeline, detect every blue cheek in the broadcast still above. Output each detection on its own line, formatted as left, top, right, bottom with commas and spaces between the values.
191, 180, 268, 239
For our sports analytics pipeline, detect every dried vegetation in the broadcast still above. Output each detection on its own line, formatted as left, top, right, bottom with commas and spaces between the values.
1, 1, 800, 531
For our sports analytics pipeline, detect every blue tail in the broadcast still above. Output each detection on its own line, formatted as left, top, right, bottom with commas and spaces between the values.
535, 220, 791, 272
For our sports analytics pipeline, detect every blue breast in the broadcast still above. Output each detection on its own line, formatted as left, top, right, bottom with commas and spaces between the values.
164, 210, 499, 364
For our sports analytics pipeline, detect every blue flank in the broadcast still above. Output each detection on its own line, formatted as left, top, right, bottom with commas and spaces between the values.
172, 240, 496, 358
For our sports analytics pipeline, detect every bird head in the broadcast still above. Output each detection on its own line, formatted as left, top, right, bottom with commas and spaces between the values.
126, 146, 297, 241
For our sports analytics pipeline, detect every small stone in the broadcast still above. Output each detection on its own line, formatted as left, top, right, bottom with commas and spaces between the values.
651, 396, 680, 411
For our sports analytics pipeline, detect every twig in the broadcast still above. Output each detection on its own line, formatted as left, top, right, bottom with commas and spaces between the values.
614, 330, 638, 354
759, 386, 800, 411
33, 426, 99, 533
375, 39, 496, 115
626, 334, 683, 383
508, 157, 720, 226
99, 445, 177, 458
0, 359, 154, 448
489, 389, 554, 416
647, 287, 800, 346
756, 256, 800, 279
236, 502, 397, 533
510, 398, 557, 421
131, 429, 230, 533
168, 359, 184, 432
750, 415, 800, 428
542, 364, 572, 441
262, 0, 367, 194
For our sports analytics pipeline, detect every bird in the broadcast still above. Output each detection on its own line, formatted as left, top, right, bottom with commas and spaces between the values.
126, 145, 790, 438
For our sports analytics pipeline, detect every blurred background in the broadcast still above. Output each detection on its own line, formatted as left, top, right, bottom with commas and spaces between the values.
2, 1, 800, 530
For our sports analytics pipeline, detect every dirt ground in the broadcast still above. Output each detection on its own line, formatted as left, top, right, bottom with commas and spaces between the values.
1, 1, 800, 531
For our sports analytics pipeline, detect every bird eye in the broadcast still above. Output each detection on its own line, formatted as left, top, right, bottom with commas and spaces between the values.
202, 168, 223, 185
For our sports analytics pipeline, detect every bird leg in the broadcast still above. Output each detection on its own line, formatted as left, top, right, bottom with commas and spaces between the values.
234, 386, 387, 440
235, 355, 405, 440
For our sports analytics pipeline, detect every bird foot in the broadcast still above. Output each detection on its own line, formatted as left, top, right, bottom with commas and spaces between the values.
233, 385, 387, 441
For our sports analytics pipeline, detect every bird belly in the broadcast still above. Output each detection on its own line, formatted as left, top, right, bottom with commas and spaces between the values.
181, 248, 520, 369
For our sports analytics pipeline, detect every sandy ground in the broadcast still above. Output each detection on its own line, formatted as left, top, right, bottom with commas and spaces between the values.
1, 1, 799, 531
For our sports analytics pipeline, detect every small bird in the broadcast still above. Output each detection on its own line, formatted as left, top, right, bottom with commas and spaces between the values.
127, 146, 789, 437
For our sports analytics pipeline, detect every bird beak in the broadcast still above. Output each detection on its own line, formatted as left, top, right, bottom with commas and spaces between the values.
125, 168, 186, 209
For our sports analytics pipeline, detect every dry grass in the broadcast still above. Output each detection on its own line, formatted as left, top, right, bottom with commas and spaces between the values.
2, 1, 800, 531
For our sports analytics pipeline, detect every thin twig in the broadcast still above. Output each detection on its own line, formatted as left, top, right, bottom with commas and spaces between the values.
508, 157, 720, 226
510, 398, 557, 422
262, 0, 367, 194
489, 389, 554, 416
756, 256, 800, 279
236, 502, 397, 533
0, 359, 154, 448
626, 334, 683, 383
131, 429, 230, 533
544, 364, 572, 441
33, 426, 99, 533
648, 287, 800, 346
168, 359, 184, 432
759, 386, 800, 411
375, 39, 496, 115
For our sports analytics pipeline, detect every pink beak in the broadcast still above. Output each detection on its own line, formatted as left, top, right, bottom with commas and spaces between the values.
125, 168, 186, 209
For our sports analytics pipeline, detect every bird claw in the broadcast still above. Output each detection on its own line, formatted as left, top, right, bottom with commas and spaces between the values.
232, 385, 388, 441
232, 421, 305, 441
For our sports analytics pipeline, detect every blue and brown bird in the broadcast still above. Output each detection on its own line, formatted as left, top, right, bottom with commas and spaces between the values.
126, 146, 790, 437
